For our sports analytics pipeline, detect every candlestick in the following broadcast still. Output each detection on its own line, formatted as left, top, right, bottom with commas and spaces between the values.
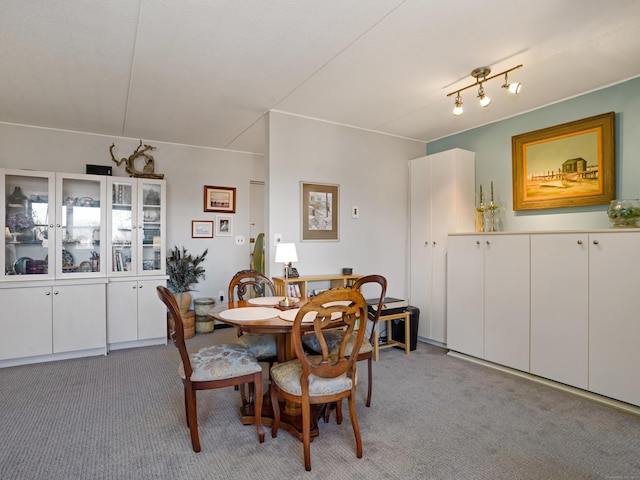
490, 181, 494, 203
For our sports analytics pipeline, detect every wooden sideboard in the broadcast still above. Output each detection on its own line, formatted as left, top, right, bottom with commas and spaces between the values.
272, 273, 361, 297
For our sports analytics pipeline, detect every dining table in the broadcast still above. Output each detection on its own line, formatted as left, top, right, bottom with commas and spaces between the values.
208, 296, 330, 441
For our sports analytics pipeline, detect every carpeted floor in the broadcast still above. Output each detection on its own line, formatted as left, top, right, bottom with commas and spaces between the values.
1, 326, 639, 480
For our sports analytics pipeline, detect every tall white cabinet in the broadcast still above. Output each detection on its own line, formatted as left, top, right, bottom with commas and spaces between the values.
409, 149, 475, 344
1, 168, 108, 367
106, 177, 168, 351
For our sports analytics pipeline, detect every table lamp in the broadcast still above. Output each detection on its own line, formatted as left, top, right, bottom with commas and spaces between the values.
275, 242, 298, 307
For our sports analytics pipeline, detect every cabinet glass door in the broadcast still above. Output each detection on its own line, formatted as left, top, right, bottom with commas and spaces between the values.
109, 178, 136, 274
57, 174, 105, 276
3, 171, 55, 279
138, 180, 165, 275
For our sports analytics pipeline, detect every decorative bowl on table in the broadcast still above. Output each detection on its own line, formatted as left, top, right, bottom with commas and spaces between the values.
607, 199, 640, 228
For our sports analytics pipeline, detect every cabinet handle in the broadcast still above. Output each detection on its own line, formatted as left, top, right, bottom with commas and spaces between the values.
53, 291, 59, 295
46, 291, 51, 296
132, 285, 137, 289
49, 223, 54, 228
56, 224, 61, 228
486, 240, 491, 245
138, 285, 143, 289
577, 240, 583, 245
433, 241, 437, 246
476, 240, 481, 245
593, 240, 599, 245
424, 241, 428, 246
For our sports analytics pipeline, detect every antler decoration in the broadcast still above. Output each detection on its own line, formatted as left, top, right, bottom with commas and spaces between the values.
109, 140, 165, 179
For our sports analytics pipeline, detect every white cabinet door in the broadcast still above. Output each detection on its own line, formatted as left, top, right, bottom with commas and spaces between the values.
409, 156, 433, 340
446, 235, 485, 358
530, 234, 589, 388
0, 287, 52, 359
589, 232, 640, 406
483, 234, 530, 372
107, 280, 139, 343
107, 279, 167, 344
137, 279, 167, 340
53, 283, 106, 353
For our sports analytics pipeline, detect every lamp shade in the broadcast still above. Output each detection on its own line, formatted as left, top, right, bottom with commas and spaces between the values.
275, 243, 298, 263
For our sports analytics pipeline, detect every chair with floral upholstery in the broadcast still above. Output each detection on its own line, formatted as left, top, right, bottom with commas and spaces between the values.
157, 285, 264, 452
302, 274, 387, 409
269, 287, 369, 471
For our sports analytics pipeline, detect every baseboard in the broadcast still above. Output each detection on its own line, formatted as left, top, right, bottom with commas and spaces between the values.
447, 351, 640, 416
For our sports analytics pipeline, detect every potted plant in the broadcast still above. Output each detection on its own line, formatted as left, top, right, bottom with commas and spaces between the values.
166, 246, 208, 313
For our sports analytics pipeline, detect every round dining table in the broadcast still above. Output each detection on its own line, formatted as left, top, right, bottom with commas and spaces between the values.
208, 296, 327, 441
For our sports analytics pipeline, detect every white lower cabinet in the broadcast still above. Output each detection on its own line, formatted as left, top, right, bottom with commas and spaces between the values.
0, 282, 106, 363
448, 230, 640, 407
107, 278, 167, 349
447, 234, 529, 372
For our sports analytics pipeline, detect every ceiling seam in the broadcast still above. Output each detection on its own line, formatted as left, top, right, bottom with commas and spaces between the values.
268, 0, 409, 112
121, 0, 144, 137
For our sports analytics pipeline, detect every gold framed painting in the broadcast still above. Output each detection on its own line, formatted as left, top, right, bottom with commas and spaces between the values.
301, 182, 339, 241
512, 112, 615, 211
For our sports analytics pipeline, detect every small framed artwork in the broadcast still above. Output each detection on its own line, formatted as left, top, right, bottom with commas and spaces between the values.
204, 185, 236, 213
512, 112, 615, 210
215, 215, 233, 237
191, 220, 213, 238
301, 182, 339, 241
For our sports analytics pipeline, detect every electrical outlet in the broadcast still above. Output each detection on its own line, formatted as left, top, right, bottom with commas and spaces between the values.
274, 233, 283, 244
235, 235, 245, 245
218, 290, 224, 302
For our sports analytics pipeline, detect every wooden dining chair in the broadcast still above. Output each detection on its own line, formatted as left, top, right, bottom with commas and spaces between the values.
157, 286, 265, 452
269, 287, 369, 471
302, 274, 387, 409
228, 269, 279, 363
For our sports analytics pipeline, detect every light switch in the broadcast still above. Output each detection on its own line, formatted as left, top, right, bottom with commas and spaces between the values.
352, 206, 359, 219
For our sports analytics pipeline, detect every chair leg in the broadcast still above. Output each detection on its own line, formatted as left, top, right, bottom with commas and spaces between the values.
302, 398, 312, 471
253, 373, 265, 443
348, 392, 362, 459
185, 387, 201, 453
336, 399, 343, 424
183, 385, 190, 426
366, 356, 373, 407
270, 382, 280, 438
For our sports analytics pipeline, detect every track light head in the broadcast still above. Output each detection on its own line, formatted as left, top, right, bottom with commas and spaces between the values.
477, 84, 491, 107
453, 92, 463, 116
502, 72, 522, 94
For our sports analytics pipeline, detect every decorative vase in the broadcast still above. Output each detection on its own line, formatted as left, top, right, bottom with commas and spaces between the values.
168, 291, 196, 339
174, 291, 192, 313
607, 199, 640, 228
7, 186, 27, 206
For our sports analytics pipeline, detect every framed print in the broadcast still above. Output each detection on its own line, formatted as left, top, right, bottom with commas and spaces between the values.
204, 185, 236, 213
301, 182, 339, 241
191, 220, 213, 238
215, 215, 233, 237
512, 112, 615, 210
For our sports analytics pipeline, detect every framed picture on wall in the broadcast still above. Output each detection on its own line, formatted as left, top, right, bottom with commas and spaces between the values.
512, 112, 615, 210
301, 182, 339, 241
191, 220, 213, 238
204, 185, 236, 213
215, 215, 233, 237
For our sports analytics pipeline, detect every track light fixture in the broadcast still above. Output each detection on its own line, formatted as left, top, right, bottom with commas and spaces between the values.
447, 64, 522, 116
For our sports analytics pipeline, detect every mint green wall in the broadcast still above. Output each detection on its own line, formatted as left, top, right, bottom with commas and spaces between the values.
427, 77, 640, 231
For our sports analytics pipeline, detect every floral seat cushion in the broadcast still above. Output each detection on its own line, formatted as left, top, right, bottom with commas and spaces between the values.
301, 330, 372, 356
237, 333, 278, 358
179, 343, 262, 382
270, 357, 353, 396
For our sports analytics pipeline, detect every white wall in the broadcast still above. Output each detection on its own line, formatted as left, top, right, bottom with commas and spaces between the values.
266, 112, 426, 299
0, 122, 265, 303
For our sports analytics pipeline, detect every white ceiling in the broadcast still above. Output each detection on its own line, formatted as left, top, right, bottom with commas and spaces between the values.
2, 0, 640, 155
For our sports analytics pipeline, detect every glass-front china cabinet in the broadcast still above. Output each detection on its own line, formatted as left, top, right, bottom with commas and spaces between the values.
2, 169, 106, 280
